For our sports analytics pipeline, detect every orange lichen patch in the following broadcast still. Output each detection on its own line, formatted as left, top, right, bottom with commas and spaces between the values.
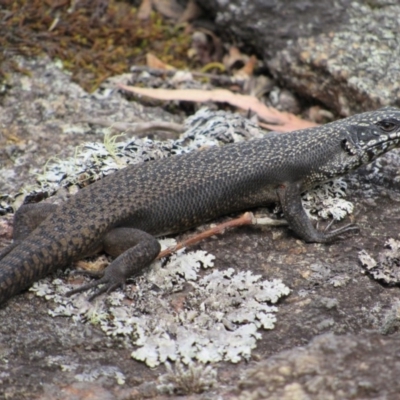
0, 0, 192, 92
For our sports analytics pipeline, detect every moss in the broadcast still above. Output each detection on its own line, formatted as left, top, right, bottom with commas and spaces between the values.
0, 0, 193, 92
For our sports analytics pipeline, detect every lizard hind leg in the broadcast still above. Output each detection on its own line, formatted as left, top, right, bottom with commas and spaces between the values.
66, 227, 161, 301
0, 203, 58, 261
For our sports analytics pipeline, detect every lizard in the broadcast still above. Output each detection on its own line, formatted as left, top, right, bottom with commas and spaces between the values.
0, 107, 400, 305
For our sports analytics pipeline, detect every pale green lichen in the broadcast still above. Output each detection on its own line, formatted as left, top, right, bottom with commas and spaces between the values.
30, 240, 290, 368
359, 238, 400, 284
302, 179, 354, 221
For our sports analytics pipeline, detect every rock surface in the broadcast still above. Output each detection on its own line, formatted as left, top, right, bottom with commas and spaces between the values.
2, 56, 400, 399
238, 332, 400, 400
199, 0, 400, 115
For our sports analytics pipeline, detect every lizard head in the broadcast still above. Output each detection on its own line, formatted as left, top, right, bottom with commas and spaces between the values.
341, 106, 400, 163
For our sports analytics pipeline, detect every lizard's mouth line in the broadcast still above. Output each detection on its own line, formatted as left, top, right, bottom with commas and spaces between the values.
364, 134, 400, 152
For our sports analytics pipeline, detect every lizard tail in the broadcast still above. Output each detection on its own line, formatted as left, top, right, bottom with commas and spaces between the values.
0, 235, 71, 305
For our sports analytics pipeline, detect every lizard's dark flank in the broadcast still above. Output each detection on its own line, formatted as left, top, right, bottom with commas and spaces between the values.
1, 107, 400, 305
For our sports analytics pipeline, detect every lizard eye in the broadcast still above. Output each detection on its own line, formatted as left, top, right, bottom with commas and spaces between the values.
376, 120, 398, 132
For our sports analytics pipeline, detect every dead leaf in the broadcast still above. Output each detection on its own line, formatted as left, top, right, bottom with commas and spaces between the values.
259, 117, 317, 133
247, 75, 274, 98
152, 0, 184, 20
223, 46, 247, 71
74, 255, 109, 273
179, 0, 203, 23
138, 0, 153, 20
146, 53, 175, 70
169, 292, 188, 312
189, 28, 223, 64
235, 55, 258, 78
306, 106, 335, 123
118, 84, 318, 132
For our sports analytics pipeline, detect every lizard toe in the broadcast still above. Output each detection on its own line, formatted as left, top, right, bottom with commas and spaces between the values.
327, 224, 359, 242
87, 281, 124, 302
66, 272, 126, 301
66, 275, 107, 297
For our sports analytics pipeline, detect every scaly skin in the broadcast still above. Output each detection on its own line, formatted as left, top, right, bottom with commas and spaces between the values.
1, 107, 400, 304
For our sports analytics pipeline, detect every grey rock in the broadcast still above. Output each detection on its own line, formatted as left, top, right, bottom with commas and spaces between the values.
268, 3, 400, 115
238, 332, 400, 400
198, 0, 400, 115
199, 0, 353, 58
2, 55, 400, 399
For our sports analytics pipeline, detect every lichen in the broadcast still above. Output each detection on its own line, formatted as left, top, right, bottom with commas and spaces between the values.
302, 179, 354, 221
30, 240, 290, 367
359, 238, 400, 284
157, 361, 217, 395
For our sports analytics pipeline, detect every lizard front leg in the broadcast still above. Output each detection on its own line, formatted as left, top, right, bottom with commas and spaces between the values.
277, 182, 359, 243
66, 227, 161, 300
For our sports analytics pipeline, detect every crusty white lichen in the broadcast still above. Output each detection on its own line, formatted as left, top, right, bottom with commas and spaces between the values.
364, 300, 400, 336
302, 179, 354, 221
359, 238, 400, 284
30, 239, 290, 367
45, 352, 126, 384
74, 366, 126, 385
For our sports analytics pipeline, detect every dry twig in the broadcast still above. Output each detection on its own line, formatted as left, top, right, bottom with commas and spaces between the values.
157, 212, 287, 259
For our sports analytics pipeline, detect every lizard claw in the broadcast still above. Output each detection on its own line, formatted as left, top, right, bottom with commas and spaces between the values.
328, 223, 359, 236
87, 281, 125, 302
66, 270, 125, 301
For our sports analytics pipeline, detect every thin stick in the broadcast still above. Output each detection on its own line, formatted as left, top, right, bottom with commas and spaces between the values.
156, 212, 287, 259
